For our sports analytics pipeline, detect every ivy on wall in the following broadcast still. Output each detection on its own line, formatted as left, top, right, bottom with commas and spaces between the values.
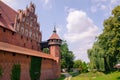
30, 56, 42, 80
0, 66, 2, 77
11, 64, 21, 80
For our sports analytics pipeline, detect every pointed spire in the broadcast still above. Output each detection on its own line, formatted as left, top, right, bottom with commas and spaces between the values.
53, 25, 56, 33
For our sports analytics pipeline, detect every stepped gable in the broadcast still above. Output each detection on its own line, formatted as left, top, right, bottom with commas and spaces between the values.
0, 1, 17, 31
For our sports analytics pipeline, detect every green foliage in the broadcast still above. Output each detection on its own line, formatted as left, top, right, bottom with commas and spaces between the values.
87, 42, 105, 71
11, 64, 21, 80
30, 56, 42, 80
0, 66, 2, 77
88, 5, 120, 72
74, 60, 82, 68
82, 62, 88, 73
73, 60, 88, 73
43, 48, 49, 54
60, 41, 74, 71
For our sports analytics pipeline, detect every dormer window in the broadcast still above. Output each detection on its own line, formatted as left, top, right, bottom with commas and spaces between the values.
11, 23, 14, 28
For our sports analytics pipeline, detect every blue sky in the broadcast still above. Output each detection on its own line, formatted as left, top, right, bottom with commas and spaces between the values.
2, 0, 120, 62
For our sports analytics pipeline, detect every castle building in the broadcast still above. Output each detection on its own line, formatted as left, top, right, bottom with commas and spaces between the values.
0, 1, 61, 80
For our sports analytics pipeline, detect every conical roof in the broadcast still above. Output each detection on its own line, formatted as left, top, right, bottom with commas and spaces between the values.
49, 27, 60, 40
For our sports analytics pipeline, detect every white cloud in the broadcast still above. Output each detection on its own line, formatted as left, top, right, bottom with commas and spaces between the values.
43, 0, 50, 5
100, 5, 107, 10
90, 1, 108, 13
41, 0, 53, 9
64, 9, 99, 62
90, 0, 120, 17
110, 0, 119, 4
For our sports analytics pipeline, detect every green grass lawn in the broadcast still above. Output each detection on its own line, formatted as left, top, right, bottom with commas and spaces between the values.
71, 71, 120, 80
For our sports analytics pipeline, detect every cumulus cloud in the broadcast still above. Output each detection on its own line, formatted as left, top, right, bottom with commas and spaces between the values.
41, 0, 53, 9
64, 10, 99, 43
90, 0, 120, 17
64, 9, 99, 62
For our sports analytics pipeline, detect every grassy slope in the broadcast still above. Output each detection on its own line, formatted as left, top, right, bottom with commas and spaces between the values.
71, 71, 120, 80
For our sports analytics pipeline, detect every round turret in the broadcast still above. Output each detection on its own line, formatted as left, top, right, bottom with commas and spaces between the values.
48, 27, 62, 46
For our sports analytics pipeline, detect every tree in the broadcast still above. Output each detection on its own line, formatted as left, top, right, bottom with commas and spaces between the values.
60, 41, 74, 71
43, 48, 49, 54
87, 42, 105, 71
88, 5, 120, 71
74, 60, 88, 73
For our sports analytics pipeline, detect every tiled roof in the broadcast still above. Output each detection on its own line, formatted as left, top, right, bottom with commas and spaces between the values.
0, 1, 17, 31
0, 42, 54, 60
49, 27, 61, 40
49, 32, 60, 40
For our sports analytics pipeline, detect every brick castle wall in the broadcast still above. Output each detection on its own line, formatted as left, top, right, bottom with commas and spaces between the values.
0, 27, 60, 80
0, 51, 30, 80
0, 50, 59, 80
0, 27, 40, 51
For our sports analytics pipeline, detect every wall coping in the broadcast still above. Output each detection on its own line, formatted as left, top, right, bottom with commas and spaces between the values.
0, 42, 54, 60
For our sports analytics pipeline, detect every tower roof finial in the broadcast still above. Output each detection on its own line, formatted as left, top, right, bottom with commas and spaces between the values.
53, 25, 56, 33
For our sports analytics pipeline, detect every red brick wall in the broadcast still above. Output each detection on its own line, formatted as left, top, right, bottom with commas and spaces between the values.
40, 58, 55, 80
49, 45, 61, 78
0, 51, 30, 80
0, 50, 60, 80
0, 27, 40, 51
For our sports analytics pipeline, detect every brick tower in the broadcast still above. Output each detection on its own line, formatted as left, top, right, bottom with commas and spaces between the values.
48, 27, 62, 78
